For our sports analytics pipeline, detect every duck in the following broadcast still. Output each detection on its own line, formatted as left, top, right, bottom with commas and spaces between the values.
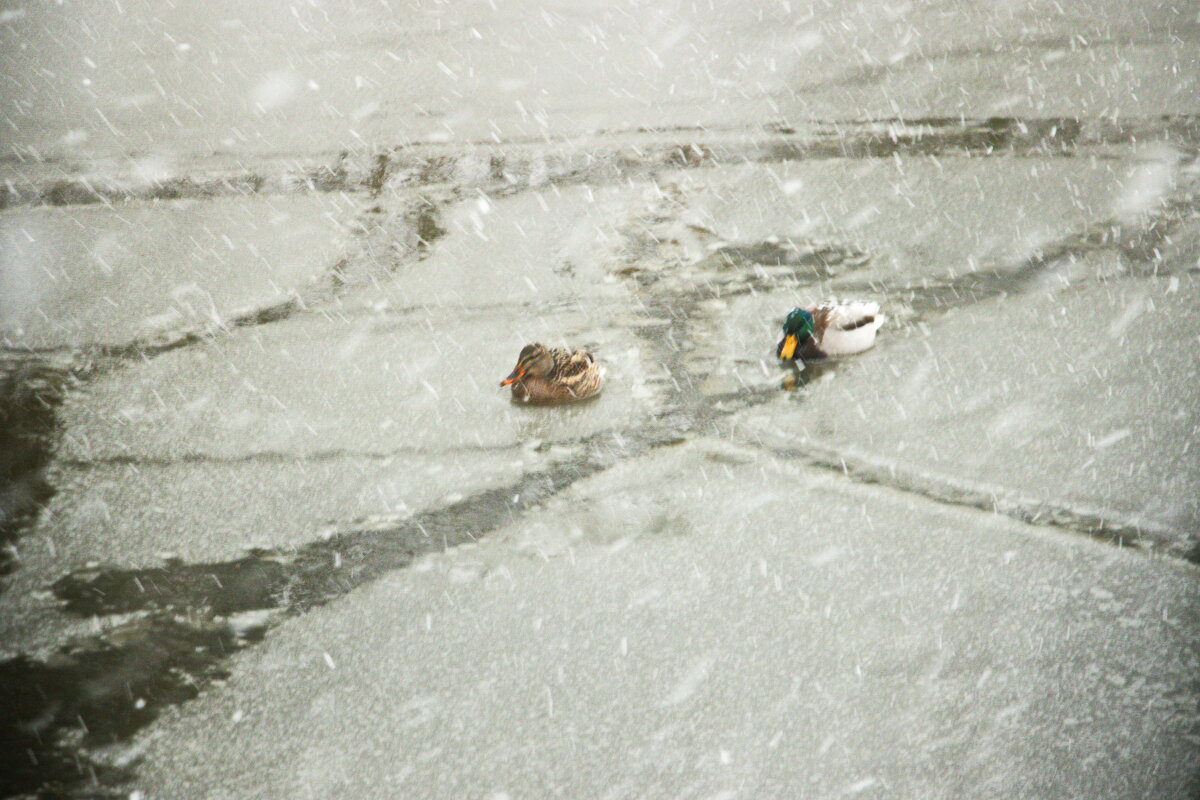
776, 300, 886, 360
501, 343, 604, 404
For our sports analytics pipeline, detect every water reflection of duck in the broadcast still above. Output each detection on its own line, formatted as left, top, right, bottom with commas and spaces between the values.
501, 343, 604, 404
777, 300, 886, 361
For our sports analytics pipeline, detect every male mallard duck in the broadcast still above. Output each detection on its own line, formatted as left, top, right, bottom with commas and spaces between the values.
501, 343, 604, 404
776, 300, 886, 360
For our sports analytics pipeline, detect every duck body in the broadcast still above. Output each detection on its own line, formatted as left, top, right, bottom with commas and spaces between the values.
777, 300, 885, 360
501, 343, 604, 404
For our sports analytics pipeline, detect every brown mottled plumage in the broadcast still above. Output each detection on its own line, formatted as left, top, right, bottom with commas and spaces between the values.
501, 343, 604, 404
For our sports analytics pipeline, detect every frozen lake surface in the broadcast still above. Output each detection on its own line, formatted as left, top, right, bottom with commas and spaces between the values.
1, 1, 1198, 798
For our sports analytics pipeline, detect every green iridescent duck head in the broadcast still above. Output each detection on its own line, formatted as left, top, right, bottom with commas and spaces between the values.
777, 308, 815, 360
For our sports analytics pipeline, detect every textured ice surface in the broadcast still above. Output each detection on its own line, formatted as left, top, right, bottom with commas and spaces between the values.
0, 449, 539, 657
56, 309, 657, 460
3, 0, 1194, 165
736, 273, 1200, 540
3, 1, 1198, 793
126, 441, 1200, 800
331, 182, 642, 311
650, 156, 1138, 284
0, 194, 351, 348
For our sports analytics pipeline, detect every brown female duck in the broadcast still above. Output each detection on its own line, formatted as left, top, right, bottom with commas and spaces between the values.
501, 343, 604, 404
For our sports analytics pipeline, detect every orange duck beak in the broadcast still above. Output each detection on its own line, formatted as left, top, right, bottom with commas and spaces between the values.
500, 364, 525, 386
778, 334, 799, 360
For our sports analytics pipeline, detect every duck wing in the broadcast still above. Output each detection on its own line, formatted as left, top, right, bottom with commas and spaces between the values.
554, 349, 603, 399
544, 347, 591, 377
814, 300, 883, 331
566, 348, 595, 371
811, 301, 885, 356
